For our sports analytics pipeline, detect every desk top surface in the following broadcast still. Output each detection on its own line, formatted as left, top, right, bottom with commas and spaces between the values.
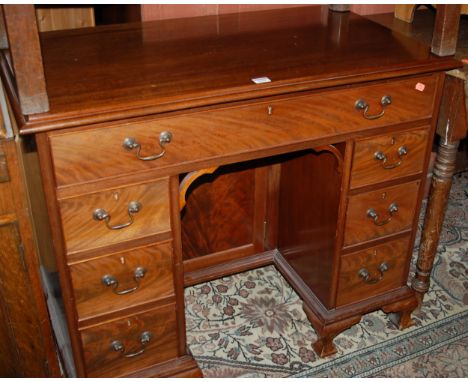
19, 6, 459, 134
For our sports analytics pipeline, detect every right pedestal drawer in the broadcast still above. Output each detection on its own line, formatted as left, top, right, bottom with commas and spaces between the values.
336, 237, 411, 306
343, 180, 420, 247
350, 128, 429, 189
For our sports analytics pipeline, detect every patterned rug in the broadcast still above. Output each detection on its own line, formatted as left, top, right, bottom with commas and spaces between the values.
185, 172, 468, 377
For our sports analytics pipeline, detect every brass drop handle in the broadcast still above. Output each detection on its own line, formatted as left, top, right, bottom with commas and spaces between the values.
111, 331, 152, 358
123, 131, 172, 161
367, 202, 398, 226
93, 201, 141, 230
374, 145, 408, 169
102, 267, 147, 295
355, 95, 392, 120
358, 262, 389, 284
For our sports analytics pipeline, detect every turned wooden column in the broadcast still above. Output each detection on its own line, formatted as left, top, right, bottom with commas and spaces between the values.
412, 140, 459, 305
412, 72, 467, 306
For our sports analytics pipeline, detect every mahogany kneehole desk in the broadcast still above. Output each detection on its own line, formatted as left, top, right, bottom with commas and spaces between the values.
12, 7, 460, 377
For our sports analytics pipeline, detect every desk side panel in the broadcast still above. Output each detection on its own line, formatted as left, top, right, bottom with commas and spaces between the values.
278, 147, 343, 308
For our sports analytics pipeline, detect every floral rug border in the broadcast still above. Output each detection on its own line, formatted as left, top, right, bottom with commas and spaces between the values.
293, 310, 468, 377
191, 306, 467, 378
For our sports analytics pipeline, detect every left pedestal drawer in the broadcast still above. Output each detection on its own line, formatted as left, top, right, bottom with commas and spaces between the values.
80, 303, 179, 377
58, 178, 171, 255
70, 241, 175, 320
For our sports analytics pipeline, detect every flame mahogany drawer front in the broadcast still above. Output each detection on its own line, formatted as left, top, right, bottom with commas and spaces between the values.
58, 179, 171, 255
80, 304, 179, 377
47, 74, 438, 188
343, 180, 420, 247
350, 128, 430, 189
336, 237, 411, 307
69, 241, 175, 321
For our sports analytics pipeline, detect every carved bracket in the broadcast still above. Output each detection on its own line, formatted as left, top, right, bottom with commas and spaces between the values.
179, 166, 219, 211
313, 144, 344, 174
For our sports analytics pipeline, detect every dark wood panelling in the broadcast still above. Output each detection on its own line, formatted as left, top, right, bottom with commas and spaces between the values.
0, 295, 16, 376
181, 163, 256, 259
278, 148, 343, 309
0, 223, 51, 376
20, 139, 57, 271
0, 136, 60, 377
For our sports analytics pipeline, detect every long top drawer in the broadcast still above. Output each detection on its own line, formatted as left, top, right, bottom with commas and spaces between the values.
48, 75, 438, 188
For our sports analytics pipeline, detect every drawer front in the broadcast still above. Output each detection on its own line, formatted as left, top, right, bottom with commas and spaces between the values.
49, 75, 438, 187
70, 242, 174, 320
343, 180, 420, 247
59, 179, 170, 254
351, 128, 429, 189
81, 304, 178, 377
336, 237, 410, 306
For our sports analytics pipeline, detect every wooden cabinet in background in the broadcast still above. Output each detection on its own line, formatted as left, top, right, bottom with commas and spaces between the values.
35, 6, 95, 32
0, 133, 60, 376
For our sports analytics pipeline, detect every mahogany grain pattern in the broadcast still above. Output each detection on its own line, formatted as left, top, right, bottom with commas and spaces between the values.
350, 127, 429, 189
59, 179, 170, 254
48, 74, 438, 188
181, 164, 255, 258
180, 162, 270, 261
278, 148, 343, 308
15, 6, 458, 133
336, 237, 411, 306
80, 304, 178, 377
70, 241, 174, 321
343, 180, 420, 247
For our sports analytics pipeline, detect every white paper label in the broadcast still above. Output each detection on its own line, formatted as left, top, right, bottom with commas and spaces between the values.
251, 76, 271, 84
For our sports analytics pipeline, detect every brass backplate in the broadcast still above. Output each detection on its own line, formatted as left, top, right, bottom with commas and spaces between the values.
0, 152, 9, 183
